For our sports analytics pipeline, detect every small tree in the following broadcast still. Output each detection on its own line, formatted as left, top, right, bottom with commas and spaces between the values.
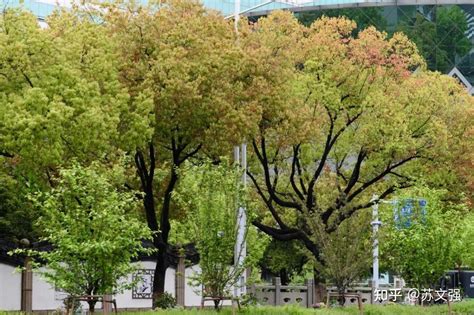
16, 162, 153, 313
380, 186, 468, 298
174, 160, 252, 310
314, 210, 371, 306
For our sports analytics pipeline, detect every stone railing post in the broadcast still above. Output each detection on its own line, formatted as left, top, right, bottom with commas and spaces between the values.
175, 255, 185, 306
249, 283, 256, 296
368, 280, 373, 304
103, 294, 112, 314
20, 238, 33, 313
306, 279, 314, 307
21, 256, 33, 312
274, 277, 281, 306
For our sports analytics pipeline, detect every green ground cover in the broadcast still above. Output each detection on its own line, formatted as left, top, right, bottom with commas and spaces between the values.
2, 300, 474, 314
117, 300, 474, 315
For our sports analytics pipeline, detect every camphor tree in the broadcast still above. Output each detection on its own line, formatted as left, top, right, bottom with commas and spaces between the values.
0, 3, 259, 304
13, 162, 153, 313
101, 0, 261, 302
0, 7, 151, 242
173, 160, 251, 309
296, 7, 387, 33
245, 12, 474, 292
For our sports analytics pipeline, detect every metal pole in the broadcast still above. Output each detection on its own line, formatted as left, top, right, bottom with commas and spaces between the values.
371, 195, 381, 291
233, 143, 247, 299
233, 145, 241, 300
239, 143, 247, 294
233, 146, 240, 165
234, 0, 240, 34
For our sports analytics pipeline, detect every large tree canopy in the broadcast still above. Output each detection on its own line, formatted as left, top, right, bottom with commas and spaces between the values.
101, 0, 261, 300
246, 13, 474, 272
0, 3, 472, 307
0, 9, 149, 241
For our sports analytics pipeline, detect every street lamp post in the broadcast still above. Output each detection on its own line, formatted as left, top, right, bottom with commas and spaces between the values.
371, 195, 382, 292
371, 196, 397, 297
232, 0, 246, 301
233, 144, 247, 300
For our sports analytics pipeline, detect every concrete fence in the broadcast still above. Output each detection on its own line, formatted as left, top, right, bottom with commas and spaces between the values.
249, 277, 315, 307
249, 278, 398, 308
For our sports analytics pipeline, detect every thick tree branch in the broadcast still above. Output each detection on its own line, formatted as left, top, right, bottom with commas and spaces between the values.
306, 106, 335, 210
0, 151, 13, 158
252, 221, 320, 261
346, 155, 418, 203
328, 182, 412, 233
22, 71, 34, 88
178, 143, 202, 165
135, 145, 159, 235
247, 170, 288, 229
295, 151, 308, 195
252, 138, 302, 211
307, 108, 363, 210
343, 148, 366, 195
322, 153, 416, 226
290, 144, 306, 201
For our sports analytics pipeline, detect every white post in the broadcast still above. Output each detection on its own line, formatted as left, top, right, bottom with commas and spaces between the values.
234, 0, 240, 35
371, 194, 381, 291
238, 143, 247, 294
233, 144, 247, 300
233, 0, 244, 300
234, 144, 247, 298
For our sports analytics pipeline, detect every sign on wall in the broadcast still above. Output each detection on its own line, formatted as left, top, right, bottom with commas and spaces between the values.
132, 269, 154, 299
393, 198, 427, 228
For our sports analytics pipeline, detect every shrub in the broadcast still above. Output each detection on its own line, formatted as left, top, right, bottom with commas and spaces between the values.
154, 292, 177, 309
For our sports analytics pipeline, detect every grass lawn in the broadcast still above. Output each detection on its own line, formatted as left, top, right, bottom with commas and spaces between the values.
2, 300, 474, 314
119, 299, 474, 315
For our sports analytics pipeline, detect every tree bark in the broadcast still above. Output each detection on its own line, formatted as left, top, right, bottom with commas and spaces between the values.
135, 140, 201, 307
152, 157, 178, 303
213, 299, 221, 310
152, 242, 170, 305
313, 272, 326, 304
87, 300, 96, 314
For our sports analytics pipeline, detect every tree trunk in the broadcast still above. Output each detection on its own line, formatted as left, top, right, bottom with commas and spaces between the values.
337, 287, 345, 306
136, 141, 200, 308
313, 271, 326, 304
87, 300, 96, 314
213, 299, 221, 310
152, 159, 177, 305
152, 242, 170, 306
280, 269, 289, 285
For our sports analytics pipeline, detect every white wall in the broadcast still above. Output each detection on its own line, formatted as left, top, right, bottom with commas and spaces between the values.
185, 265, 203, 307
185, 265, 233, 307
115, 261, 200, 309
0, 263, 21, 310
0, 261, 210, 311
114, 261, 170, 309
32, 267, 64, 311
